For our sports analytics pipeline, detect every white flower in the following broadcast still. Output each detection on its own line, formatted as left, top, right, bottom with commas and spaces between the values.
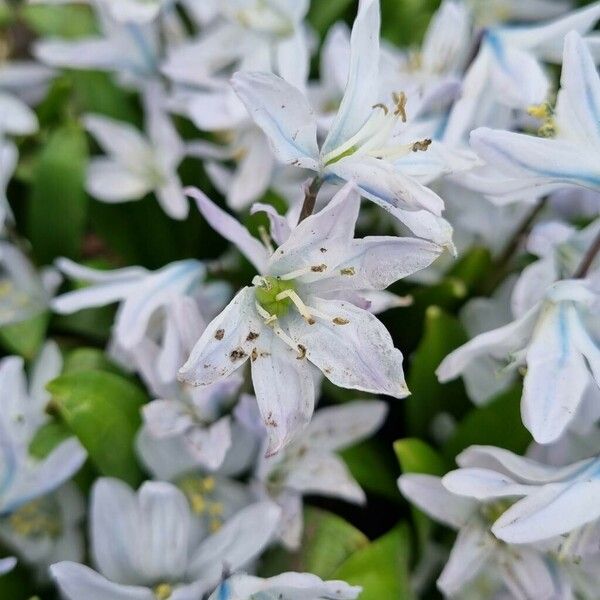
33, 5, 160, 89
399, 472, 569, 599
0, 342, 86, 515
0, 242, 60, 327
180, 184, 442, 454
458, 277, 517, 405
444, 5, 600, 148
443, 444, 600, 551
438, 279, 600, 444
232, 0, 465, 246
162, 0, 311, 90
52, 258, 220, 370
83, 88, 188, 219
253, 399, 388, 549
511, 220, 600, 318
142, 375, 244, 472
0, 557, 16, 575
0, 483, 85, 581
50, 478, 281, 600
209, 572, 361, 600
0, 59, 53, 138
469, 30, 600, 202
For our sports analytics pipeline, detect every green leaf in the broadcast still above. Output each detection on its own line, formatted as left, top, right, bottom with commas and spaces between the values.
21, 4, 97, 38
341, 439, 401, 502
71, 71, 139, 123
0, 312, 49, 359
394, 438, 447, 476
448, 247, 493, 293
27, 123, 89, 264
29, 421, 71, 459
308, 0, 353, 35
46, 370, 147, 485
63, 347, 124, 376
260, 508, 369, 579
332, 523, 414, 600
405, 306, 470, 439
443, 384, 530, 461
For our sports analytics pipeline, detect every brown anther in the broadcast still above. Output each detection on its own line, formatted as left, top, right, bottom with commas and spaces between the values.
307, 317, 316, 325
297, 344, 307, 359
412, 138, 432, 152
251, 348, 258, 362
333, 317, 350, 325
246, 331, 259, 341
311, 264, 327, 272
214, 329, 225, 340
372, 102, 389, 114
340, 267, 356, 276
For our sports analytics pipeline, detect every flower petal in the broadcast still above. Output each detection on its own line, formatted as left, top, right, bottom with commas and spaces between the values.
304, 400, 387, 452
251, 326, 315, 455
322, 0, 380, 155
179, 288, 261, 387
492, 474, 600, 543
398, 474, 476, 530
136, 481, 191, 582
437, 521, 494, 597
522, 303, 590, 443
187, 502, 281, 586
288, 298, 407, 398
50, 562, 154, 600
231, 71, 319, 169
86, 158, 151, 202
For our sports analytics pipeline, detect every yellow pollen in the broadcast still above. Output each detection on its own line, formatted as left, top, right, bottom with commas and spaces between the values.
201, 477, 215, 492
154, 583, 173, 600
210, 519, 222, 532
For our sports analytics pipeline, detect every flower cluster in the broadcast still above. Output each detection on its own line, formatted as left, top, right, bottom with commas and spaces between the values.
0, 0, 599, 598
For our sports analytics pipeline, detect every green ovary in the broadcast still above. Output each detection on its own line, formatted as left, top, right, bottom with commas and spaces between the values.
255, 276, 297, 317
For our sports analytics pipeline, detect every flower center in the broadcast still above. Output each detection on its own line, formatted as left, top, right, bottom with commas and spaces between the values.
254, 276, 298, 318
8, 497, 63, 539
178, 475, 224, 532
323, 92, 431, 166
480, 499, 513, 525
527, 103, 556, 138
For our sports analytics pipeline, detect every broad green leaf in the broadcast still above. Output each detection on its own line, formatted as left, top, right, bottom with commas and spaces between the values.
341, 439, 401, 502
443, 384, 530, 461
47, 370, 147, 485
406, 306, 471, 439
0, 312, 49, 359
29, 421, 71, 459
63, 347, 124, 376
260, 508, 368, 579
394, 438, 447, 476
52, 305, 115, 344
332, 523, 414, 600
27, 124, 89, 264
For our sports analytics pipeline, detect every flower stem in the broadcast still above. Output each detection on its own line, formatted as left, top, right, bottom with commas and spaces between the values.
297, 177, 323, 224
574, 229, 600, 278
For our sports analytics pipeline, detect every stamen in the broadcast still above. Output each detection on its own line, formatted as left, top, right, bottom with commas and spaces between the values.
275, 289, 315, 323
258, 225, 274, 254
272, 322, 303, 355
255, 301, 277, 325
393, 91, 407, 122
